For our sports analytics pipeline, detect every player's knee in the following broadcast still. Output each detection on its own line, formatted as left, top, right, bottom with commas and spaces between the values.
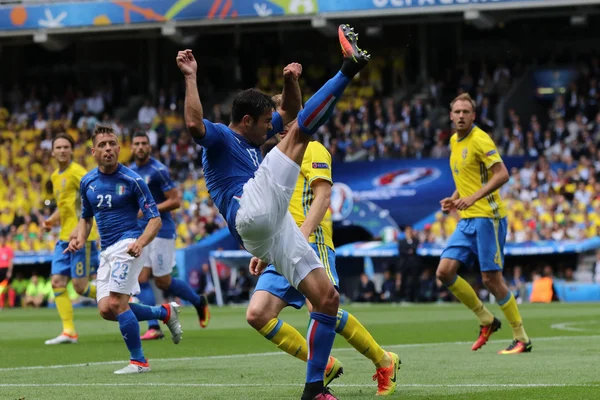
71, 279, 88, 295
107, 296, 127, 315
246, 305, 269, 331
98, 304, 113, 320
154, 276, 170, 291
436, 260, 456, 284
316, 286, 339, 316
51, 275, 67, 289
481, 272, 503, 292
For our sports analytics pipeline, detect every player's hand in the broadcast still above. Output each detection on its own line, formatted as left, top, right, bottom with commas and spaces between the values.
176, 49, 197, 77
127, 241, 143, 258
137, 210, 144, 219
440, 197, 456, 213
283, 63, 302, 81
249, 257, 267, 276
64, 237, 83, 253
42, 219, 54, 232
453, 195, 476, 211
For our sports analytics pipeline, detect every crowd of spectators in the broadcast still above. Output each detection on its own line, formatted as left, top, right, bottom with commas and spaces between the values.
0, 83, 226, 254
0, 52, 599, 310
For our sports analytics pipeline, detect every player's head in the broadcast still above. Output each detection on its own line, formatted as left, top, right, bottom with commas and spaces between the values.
51, 133, 75, 166
231, 89, 275, 146
91, 125, 120, 170
132, 131, 151, 163
450, 93, 476, 133
271, 94, 296, 140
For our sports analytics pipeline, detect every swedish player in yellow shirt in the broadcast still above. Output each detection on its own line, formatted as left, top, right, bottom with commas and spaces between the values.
246, 96, 400, 396
44, 133, 100, 345
436, 94, 532, 354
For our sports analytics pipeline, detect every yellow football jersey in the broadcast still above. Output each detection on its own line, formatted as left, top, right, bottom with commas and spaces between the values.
449, 126, 507, 219
51, 162, 99, 242
288, 141, 334, 250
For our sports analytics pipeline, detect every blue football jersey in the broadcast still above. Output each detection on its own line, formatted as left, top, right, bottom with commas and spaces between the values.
130, 157, 177, 239
80, 164, 160, 249
196, 112, 283, 243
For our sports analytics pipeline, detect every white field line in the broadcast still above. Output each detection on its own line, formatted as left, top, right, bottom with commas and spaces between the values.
550, 320, 600, 332
1, 334, 599, 373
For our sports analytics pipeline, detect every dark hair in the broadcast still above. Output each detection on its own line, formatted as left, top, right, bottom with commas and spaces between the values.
52, 133, 75, 150
231, 89, 275, 124
91, 125, 116, 145
132, 131, 150, 142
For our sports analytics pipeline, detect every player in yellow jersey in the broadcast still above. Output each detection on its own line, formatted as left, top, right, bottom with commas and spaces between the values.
43, 133, 101, 345
436, 93, 532, 354
245, 95, 400, 396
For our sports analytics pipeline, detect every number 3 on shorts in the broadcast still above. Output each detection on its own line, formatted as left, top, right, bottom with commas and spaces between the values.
111, 262, 129, 281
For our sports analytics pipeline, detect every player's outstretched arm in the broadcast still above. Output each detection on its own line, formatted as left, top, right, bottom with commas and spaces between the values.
279, 63, 303, 125
177, 49, 206, 140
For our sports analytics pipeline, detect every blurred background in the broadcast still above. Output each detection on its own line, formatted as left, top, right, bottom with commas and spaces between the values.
0, 0, 599, 310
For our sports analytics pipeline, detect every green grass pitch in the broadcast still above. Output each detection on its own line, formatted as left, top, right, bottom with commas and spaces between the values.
1, 302, 599, 399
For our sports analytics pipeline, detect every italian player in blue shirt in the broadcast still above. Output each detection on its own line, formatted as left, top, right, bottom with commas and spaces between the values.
66, 125, 184, 375
130, 131, 210, 340
177, 24, 369, 400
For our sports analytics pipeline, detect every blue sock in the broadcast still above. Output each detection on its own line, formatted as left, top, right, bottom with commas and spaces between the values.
117, 309, 146, 363
298, 71, 351, 135
129, 302, 167, 322
138, 281, 160, 329
306, 312, 337, 383
497, 292, 512, 306
168, 278, 202, 307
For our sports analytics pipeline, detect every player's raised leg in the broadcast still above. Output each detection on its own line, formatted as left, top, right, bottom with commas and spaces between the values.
138, 266, 164, 340
276, 24, 370, 167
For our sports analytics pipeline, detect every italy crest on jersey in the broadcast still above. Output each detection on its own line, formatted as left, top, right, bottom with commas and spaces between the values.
116, 184, 126, 195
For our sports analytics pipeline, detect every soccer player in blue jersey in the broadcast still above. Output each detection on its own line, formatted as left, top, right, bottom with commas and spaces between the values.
177, 24, 369, 400
66, 125, 184, 374
131, 132, 210, 340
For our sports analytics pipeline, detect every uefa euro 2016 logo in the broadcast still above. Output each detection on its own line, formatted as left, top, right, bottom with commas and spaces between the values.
330, 182, 354, 222
372, 167, 440, 188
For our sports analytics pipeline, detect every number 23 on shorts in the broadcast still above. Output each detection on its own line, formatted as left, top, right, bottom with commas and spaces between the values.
111, 262, 129, 280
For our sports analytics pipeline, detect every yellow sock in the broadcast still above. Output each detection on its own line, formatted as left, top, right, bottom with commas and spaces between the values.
336, 309, 386, 365
82, 283, 97, 299
499, 293, 529, 342
54, 289, 76, 335
259, 318, 308, 362
448, 276, 494, 325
